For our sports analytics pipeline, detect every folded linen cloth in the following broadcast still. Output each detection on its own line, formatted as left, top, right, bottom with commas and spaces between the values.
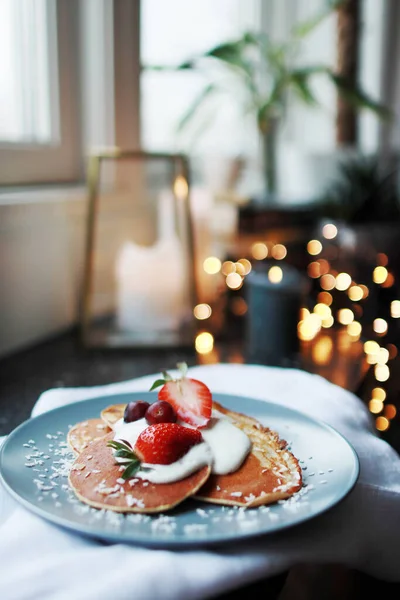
0, 363, 399, 600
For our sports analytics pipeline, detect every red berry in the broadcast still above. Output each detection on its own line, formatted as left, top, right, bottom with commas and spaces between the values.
159, 378, 212, 428
145, 401, 177, 425
134, 423, 203, 465
124, 401, 150, 423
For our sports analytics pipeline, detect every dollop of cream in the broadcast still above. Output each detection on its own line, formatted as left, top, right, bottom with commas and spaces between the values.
112, 410, 251, 483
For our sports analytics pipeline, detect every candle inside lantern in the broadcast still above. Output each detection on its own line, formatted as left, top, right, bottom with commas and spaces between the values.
115, 191, 188, 333
245, 263, 309, 366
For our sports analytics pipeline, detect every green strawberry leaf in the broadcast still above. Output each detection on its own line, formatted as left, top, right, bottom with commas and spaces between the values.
121, 460, 141, 480
149, 378, 167, 391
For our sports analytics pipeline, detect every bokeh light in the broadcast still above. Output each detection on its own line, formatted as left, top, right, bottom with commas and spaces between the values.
203, 256, 221, 274
359, 284, 369, 299
321, 315, 334, 328
377, 348, 389, 365
320, 274, 336, 290
335, 273, 352, 291
381, 272, 395, 288
297, 314, 322, 341
384, 404, 397, 420
373, 318, 388, 335
251, 242, 268, 260
390, 300, 400, 318
237, 258, 252, 275
226, 272, 243, 290
337, 308, 354, 325
317, 259, 330, 275
311, 335, 333, 365
322, 223, 338, 239
307, 262, 321, 278
348, 286, 363, 301
195, 332, 214, 354
307, 240, 322, 255
313, 303, 331, 319
231, 297, 248, 316
376, 416, 389, 431
372, 387, 386, 401
364, 340, 380, 354
317, 291, 333, 305
193, 304, 212, 320
373, 266, 388, 284
369, 399, 383, 414
174, 175, 188, 199
387, 344, 398, 359
234, 262, 246, 276
268, 266, 283, 284
376, 253, 388, 267
300, 307, 310, 320
271, 244, 287, 260
347, 321, 362, 338
375, 364, 390, 382
221, 261, 235, 275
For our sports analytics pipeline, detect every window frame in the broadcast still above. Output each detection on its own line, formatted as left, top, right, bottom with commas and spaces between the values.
0, 0, 82, 186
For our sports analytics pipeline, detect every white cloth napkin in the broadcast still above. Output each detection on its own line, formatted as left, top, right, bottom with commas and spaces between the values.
1, 364, 400, 600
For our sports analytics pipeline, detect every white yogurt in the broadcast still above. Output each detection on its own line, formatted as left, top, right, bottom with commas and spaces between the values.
113, 410, 251, 483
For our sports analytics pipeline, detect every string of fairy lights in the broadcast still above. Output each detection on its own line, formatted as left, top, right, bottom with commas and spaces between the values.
192, 221, 399, 433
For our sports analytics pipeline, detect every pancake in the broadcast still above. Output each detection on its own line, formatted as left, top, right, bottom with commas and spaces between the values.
101, 404, 126, 428
195, 401, 302, 507
67, 418, 112, 454
68, 432, 211, 513
99, 401, 302, 507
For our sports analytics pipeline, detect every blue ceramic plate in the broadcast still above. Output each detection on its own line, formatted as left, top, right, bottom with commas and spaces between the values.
0, 392, 359, 548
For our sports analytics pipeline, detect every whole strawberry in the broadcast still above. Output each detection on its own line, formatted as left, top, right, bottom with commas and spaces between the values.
150, 362, 212, 428
135, 423, 203, 465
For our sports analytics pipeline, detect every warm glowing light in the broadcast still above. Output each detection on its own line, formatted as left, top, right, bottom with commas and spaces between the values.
193, 303, 212, 320
317, 292, 333, 305
203, 256, 221, 274
307, 240, 322, 255
376, 416, 389, 431
231, 297, 248, 316
195, 332, 214, 354
297, 316, 321, 341
390, 300, 400, 318
222, 261, 236, 275
307, 262, 321, 278
237, 258, 252, 275
312, 335, 333, 365
375, 364, 390, 382
226, 272, 243, 290
335, 272, 352, 291
173, 175, 188, 199
384, 404, 397, 420
348, 286, 363, 301
366, 353, 379, 365
321, 315, 334, 328
376, 253, 388, 267
268, 266, 283, 284
313, 303, 331, 319
317, 259, 330, 275
369, 399, 383, 414
377, 348, 390, 365
300, 307, 310, 320
322, 223, 338, 239
373, 318, 388, 335
234, 262, 246, 276
381, 273, 395, 288
347, 321, 362, 338
364, 340, 380, 354
387, 344, 398, 359
373, 266, 388, 284
271, 244, 287, 260
359, 284, 369, 299
320, 274, 336, 290
337, 308, 354, 325
251, 242, 268, 260
372, 387, 386, 401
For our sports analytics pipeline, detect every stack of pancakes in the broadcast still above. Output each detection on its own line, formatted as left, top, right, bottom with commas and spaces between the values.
68, 401, 302, 513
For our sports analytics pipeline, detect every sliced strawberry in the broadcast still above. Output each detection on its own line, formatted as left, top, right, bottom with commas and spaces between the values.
134, 423, 203, 465
159, 378, 212, 428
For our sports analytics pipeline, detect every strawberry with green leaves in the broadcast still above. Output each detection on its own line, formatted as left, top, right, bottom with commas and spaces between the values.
150, 362, 212, 428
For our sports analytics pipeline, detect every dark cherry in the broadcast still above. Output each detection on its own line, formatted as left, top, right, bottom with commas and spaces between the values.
145, 401, 177, 425
124, 401, 150, 423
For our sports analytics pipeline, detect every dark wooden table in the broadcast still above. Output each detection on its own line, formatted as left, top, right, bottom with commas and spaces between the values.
0, 328, 399, 600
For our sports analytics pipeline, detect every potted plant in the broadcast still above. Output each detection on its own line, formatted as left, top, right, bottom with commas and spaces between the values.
158, 1, 389, 203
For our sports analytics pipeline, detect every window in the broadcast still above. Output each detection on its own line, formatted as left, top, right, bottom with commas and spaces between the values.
0, 0, 81, 185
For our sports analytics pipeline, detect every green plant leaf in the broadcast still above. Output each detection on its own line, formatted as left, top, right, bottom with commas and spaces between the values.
289, 72, 319, 106
121, 460, 141, 480
177, 83, 218, 133
292, 0, 344, 38
149, 378, 167, 391
328, 73, 392, 118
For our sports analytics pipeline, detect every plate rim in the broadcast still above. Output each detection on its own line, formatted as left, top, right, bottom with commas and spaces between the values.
0, 391, 360, 548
